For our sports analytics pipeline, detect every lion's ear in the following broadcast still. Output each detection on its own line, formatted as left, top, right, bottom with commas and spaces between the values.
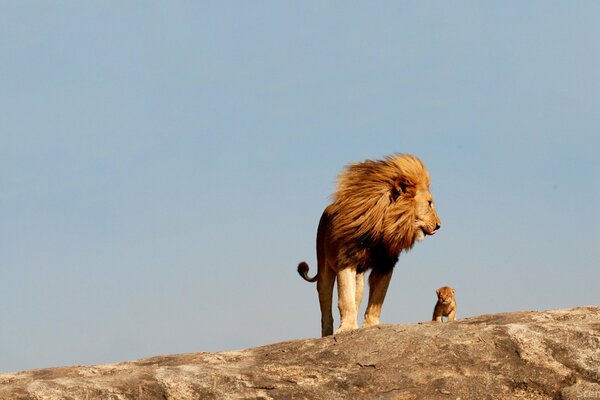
435, 288, 440, 296
390, 178, 409, 202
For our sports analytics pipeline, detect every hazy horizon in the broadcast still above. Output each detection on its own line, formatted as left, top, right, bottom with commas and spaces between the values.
1, 2, 598, 373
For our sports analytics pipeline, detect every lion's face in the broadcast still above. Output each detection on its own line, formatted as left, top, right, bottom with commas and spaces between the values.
413, 187, 441, 242
436, 286, 455, 304
331, 153, 441, 255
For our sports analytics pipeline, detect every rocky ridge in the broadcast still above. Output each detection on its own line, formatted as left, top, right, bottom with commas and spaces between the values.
1, 307, 598, 399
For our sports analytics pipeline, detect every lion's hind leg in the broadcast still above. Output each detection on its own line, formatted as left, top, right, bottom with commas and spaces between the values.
317, 263, 335, 337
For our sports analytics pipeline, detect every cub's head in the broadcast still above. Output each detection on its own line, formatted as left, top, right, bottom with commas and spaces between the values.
436, 286, 455, 304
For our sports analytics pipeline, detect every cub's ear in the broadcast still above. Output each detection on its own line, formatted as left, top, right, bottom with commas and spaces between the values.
451, 288, 456, 295
435, 288, 441, 296
390, 178, 409, 201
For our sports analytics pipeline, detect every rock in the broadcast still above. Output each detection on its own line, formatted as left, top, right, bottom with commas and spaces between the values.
1, 307, 598, 399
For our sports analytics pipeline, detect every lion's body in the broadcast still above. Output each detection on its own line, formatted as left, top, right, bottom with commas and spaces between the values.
297, 154, 441, 337
432, 286, 456, 322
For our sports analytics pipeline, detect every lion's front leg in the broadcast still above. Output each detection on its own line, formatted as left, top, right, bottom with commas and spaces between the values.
355, 271, 366, 312
447, 308, 457, 322
335, 267, 359, 334
363, 269, 393, 328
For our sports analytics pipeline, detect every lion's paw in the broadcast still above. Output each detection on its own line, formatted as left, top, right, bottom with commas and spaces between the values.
334, 324, 359, 335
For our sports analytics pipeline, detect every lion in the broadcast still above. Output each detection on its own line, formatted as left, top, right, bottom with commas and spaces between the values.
432, 286, 456, 322
297, 153, 441, 336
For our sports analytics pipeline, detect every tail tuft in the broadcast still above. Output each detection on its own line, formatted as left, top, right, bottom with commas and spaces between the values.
297, 262, 318, 282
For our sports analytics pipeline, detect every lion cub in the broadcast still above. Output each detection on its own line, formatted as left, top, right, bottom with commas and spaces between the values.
432, 286, 456, 322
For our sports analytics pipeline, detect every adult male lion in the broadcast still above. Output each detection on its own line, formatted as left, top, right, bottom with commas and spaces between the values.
297, 154, 441, 337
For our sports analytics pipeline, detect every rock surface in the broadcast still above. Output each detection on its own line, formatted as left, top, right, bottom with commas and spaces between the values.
1, 307, 599, 399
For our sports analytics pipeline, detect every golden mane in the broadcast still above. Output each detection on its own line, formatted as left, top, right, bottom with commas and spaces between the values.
329, 153, 431, 255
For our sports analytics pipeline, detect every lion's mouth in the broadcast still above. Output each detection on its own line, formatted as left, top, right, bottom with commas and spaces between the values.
420, 227, 436, 236
422, 224, 441, 236
416, 224, 440, 242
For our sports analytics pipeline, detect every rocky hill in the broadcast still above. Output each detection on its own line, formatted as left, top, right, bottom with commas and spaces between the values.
1, 307, 598, 399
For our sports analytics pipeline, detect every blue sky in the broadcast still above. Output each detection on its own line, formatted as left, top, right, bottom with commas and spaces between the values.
0, 2, 598, 373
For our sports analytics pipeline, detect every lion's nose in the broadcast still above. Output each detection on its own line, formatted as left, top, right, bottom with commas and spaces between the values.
435, 223, 441, 231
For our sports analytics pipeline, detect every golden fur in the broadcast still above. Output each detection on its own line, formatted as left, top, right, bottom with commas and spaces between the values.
432, 286, 456, 322
298, 153, 441, 336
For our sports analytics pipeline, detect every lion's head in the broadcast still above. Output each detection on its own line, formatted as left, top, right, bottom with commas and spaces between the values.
436, 286, 455, 304
330, 153, 441, 256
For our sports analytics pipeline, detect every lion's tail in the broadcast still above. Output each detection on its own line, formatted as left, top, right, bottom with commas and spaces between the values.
297, 262, 318, 283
